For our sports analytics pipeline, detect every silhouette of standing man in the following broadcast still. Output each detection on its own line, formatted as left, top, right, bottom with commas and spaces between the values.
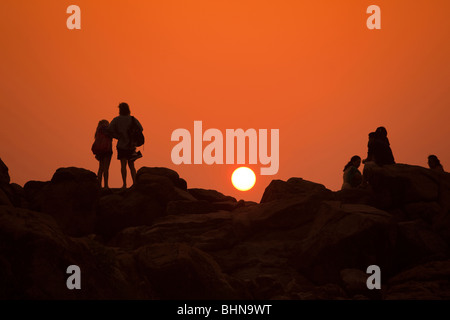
108, 102, 143, 188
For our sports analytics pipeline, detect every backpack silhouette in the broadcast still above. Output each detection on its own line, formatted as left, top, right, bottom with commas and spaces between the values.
128, 116, 145, 147
91, 127, 112, 155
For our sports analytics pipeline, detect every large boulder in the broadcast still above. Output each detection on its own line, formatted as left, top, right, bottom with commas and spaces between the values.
136, 167, 187, 190
95, 191, 164, 239
0, 205, 152, 299
189, 188, 237, 203
134, 242, 249, 299
394, 220, 448, 270
385, 260, 450, 299
260, 178, 333, 203
334, 187, 376, 206
0, 183, 27, 208
39, 167, 100, 236
367, 164, 450, 209
232, 195, 328, 237
110, 211, 237, 252
135, 170, 193, 204
292, 202, 397, 284
96, 167, 199, 239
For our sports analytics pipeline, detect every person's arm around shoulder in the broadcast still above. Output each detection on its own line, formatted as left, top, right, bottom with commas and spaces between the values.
107, 118, 119, 139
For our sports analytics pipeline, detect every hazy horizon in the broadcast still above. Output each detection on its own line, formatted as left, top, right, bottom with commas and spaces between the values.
1, 1, 449, 202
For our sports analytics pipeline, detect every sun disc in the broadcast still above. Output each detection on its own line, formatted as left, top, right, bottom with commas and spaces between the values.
231, 167, 256, 191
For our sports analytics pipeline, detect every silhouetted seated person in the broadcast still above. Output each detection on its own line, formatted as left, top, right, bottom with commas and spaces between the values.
341, 155, 362, 190
362, 127, 395, 186
363, 126, 395, 166
428, 155, 445, 173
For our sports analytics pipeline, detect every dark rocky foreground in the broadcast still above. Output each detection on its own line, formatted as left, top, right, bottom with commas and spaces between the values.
1, 158, 450, 299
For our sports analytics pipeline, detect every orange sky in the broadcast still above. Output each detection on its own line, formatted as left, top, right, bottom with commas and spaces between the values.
1, 1, 449, 202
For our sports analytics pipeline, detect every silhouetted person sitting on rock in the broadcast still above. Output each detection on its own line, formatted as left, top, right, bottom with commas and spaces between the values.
341, 155, 362, 190
108, 102, 144, 188
363, 126, 395, 166
91, 120, 113, 189
428, 155, 445, 172
362, 126, 396, 186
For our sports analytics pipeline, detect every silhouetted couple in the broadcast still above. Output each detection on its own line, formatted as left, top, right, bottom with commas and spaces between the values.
341, 126, 395, 190
92, 102, 143, 189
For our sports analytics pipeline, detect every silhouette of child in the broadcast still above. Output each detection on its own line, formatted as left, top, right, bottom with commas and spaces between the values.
342, 155, 362, 190
93, 120, 113, 188
428, 155, 445, 173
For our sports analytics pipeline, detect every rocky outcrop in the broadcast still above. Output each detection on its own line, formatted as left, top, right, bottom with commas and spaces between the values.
1, 160, 450, 300
367, 163, 450, 210
0, 160, 26, 207
384, 260, 450, 299
29, 167, 100, 237
188, 188, 237, 203
0, 158, 10, 186
293, 202, 397, 284
136, 167, 188, 190
0, 205, 148, 299
260, 178, 332, 203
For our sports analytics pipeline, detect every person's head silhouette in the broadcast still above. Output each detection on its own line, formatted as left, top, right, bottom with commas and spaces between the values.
375, 126, 387, 137
119, 102, 131, 116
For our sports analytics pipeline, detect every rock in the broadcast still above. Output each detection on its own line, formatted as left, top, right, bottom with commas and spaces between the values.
304, 283, 348, 300
188, 188, 237, 203
166, 200, 239, 215
334, 187, 376, 206
340, 268, 370, 295
0, 183, 26, 208
9, 183, 27, 207
40, 167, 99, 236
0, 159, 19, 207
368, 164, 450, 209
0, 189, 12, 206
2, 163, 450, 300
394, 220, 448, 270
135, 172, 192, 205
23, 181, 49, 211
293, 202, 397, 284
0, 158, 10, 186
178, 178, 188, 190
233, 195, 331, 237
248, 274, 285, 299
134, 242, 249, 299
136, 167, 187, 190
433, 212, 450, 247
110, 211, 237, 252
95, 191, 164, 239
385, 260, 450, 299
260, 178, 332, 203
404, 202, 441, 224
0, 205, 152, 299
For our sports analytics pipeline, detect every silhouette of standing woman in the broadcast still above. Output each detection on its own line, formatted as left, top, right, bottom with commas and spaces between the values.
108, 103, 143, 188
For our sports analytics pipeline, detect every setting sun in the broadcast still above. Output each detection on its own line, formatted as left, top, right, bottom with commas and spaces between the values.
231, 167, 256, 191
